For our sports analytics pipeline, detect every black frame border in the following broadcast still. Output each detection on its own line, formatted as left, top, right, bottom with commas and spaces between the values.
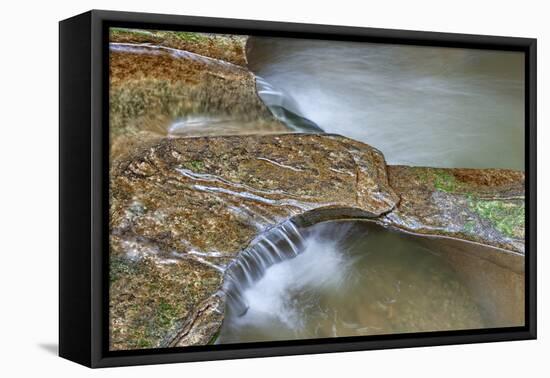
60, 9, 536, 368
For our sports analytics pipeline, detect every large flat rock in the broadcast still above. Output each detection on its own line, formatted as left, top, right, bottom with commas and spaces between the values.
109, 134, 399, 350
109, 35, 288, 161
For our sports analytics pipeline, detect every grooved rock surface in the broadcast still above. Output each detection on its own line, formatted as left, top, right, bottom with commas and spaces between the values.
109, 134, 398, 350
109, 134, 525, 351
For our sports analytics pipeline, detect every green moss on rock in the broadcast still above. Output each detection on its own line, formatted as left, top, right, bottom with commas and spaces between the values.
433, 171, 458, 192
469, 199, 525, 239
463, 220, 476, 235
387, 165, 525, 252
109, 256, 136, 283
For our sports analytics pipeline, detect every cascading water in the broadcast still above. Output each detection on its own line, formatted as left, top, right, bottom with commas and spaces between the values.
254, 76, 323, 132
217, 221, 487, 344
222, 219, 306, 318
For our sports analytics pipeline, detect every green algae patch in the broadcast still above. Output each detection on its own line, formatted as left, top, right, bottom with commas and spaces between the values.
110, 27, 155, 38
433, 170, 459, 192
469, 199, 525, 239
109, 134, 401, 349
109, 255, 137, 283
207, 329, 221, 345
413, 168, 460, 193
185, 160, 205, 171
386, 165, 525, 253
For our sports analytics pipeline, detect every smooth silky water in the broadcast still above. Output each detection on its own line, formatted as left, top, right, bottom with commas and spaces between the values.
218, 221, 491, 344
247, 37, 525, 169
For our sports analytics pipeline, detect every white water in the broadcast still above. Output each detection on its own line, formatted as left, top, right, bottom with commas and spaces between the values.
247, 38, 525, 169
218, 221, 485, 344
231, 235, 352, 333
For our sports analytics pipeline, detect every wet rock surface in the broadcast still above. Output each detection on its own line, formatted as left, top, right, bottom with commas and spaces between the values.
109, 133, 525, 350
110, 28, 249, 66
109, 134, 399, 350
109, 36, 288, 162
383, 166, 525, 254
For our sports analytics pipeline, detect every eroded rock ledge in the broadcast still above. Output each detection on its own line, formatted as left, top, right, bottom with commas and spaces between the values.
383, 166, 525, 254
109, 134, 524, 350
109, 134, 398, 350
109, 30, 288, 161
110, 28, 249, 66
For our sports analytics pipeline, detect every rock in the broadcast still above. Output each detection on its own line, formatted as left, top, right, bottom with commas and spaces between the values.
109, 134, 399, 350
412, 236, 524, 327
382, 166, 525, 254
110, 28, 249, 66
109, 35, 289, 161
109, 134, 525, 350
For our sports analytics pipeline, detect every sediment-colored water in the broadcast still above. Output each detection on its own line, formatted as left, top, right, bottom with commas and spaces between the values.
218, 221, 490, 344
247, 37, 525, 169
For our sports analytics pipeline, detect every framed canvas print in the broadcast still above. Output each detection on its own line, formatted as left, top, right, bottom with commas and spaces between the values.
59, 10, 536, 368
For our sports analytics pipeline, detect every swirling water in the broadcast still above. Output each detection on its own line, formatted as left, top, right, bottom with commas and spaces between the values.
218, 221, 486, 344
247, 37, 525, 169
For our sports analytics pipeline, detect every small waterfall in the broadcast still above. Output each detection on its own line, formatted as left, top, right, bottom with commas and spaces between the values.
217, 220, 493, 344
222, 219, 306, 316
255, 76, 323, 133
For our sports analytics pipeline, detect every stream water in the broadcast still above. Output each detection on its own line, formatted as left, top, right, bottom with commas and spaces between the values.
247, 37, 525, 169
212, 38, 525, 344
112, 35, 525, 345
218, 221, 487, 344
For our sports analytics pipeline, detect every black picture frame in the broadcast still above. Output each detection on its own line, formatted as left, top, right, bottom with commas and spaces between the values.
59, 9, 537, 368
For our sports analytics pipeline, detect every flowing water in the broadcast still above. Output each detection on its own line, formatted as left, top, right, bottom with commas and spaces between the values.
247, 37, 525, 169
215, 40, 525, 344
113, 36, 525, 344
218, 221, 488, 344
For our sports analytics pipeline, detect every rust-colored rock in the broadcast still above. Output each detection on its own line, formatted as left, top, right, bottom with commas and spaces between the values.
109, 134, 399, 350
109, 38, 288, 162
110, 28, 249, 66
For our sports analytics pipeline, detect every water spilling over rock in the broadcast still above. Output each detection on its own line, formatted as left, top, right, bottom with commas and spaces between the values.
223, 220, 306, 317
108, 29, 525, 351
217, 221, 520, 344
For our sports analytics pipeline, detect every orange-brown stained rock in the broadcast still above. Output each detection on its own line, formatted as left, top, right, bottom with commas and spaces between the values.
109, 41, 288, 161
110, 28, 248, 66
109, 134, 398, 351
382, 166, 525, 254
